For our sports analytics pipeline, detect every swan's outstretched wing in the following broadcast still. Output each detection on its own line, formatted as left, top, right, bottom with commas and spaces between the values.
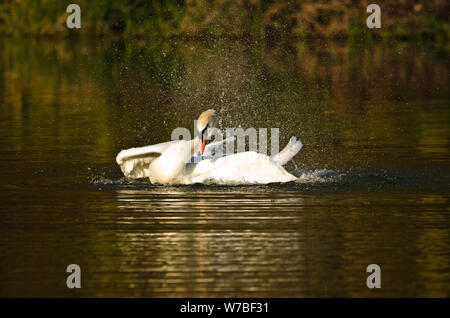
116, 136, 235, 179
116, 140, 180, 179
271, 136, 303, 166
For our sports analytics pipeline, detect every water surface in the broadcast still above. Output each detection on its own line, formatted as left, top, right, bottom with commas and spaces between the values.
0, 37, 449, 297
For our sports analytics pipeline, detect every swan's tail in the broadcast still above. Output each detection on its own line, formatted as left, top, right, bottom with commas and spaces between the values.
271, 136, 303, 166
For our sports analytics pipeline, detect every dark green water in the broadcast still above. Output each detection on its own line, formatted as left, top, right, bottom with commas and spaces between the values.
0, 37, 449, 297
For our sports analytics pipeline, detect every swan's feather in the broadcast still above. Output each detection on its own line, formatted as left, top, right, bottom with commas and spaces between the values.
116, 140, 181, 179
203, 136, 235, 157
270, 136, 303, 166
116, 136, 235, 179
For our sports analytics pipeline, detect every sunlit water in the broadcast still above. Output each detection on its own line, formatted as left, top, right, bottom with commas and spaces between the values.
0, 37, 449, 297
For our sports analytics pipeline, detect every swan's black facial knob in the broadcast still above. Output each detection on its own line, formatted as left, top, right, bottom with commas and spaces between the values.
200, 126, 207, 155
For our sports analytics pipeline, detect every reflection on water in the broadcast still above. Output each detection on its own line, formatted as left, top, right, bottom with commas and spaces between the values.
115, 191, 306, 297
0, 37, 449, 297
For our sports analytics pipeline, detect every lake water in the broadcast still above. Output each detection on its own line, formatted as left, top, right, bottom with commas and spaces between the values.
0, 37, 449, 297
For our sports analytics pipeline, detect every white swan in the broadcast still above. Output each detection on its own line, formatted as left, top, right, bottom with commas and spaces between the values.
116, 109, 221, 180
116, 109, 303, 184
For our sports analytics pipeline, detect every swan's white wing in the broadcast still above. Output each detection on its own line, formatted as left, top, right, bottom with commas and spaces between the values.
192, 151, 297, 184
116, 140, 181, 179
203, 136, 236, 157
188, 136, 236, 164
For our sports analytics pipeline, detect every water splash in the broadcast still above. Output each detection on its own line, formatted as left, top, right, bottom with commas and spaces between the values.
293, 169, 339, 183
90, 167, 447, 193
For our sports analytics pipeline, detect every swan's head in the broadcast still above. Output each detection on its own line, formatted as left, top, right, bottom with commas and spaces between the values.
196, 109, 217, 154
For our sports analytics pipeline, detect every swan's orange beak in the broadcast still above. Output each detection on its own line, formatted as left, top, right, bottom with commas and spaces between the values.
197, 135, 206, 155
200, 137, 206, 154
